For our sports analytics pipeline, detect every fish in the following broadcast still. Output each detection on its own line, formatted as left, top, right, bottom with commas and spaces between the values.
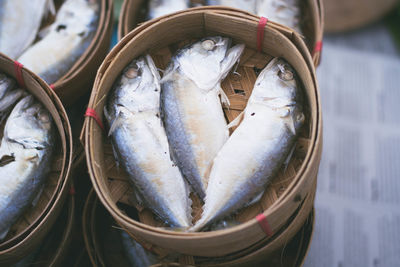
256, 0, 303, 35
105, 55, 192, 228
0, 73, 26, 122
148, 0, 190, 20
207, 0, 256, 13
0, 95, 54, 240
191, 58, 304, 231
161, 37, 245, 199
120, 231, 159, 267
18, 0, 99, 84
0, 0, 54, 59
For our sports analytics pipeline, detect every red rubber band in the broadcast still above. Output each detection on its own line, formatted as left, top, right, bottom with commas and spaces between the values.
49, 84, 55, 90
256, 213, 273, 236
13, 61, 25, 88
313, 41, 323, 55
85, 108, 105, 131
69, 186, 76, 195
257, 17, 268, 52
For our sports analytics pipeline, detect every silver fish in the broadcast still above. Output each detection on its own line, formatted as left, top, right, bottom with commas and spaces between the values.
161, 37, 244, 199
18, 0, 99, 84
148, 0, 190, 20
0, 73, 25, 121
208, 0, 256, 13
105, 55, 192, 228
120, 231, 159, 267
191, 58, 304, 231
0, 0, 54, 59
256, 0, 302, 35
0, 95, 54, 239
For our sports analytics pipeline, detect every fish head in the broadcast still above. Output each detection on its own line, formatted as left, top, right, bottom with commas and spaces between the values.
107, 56, 160, 119
52, 0, 99, 37
252, 58, 300, 106
4, 95, 54, 150
175, 36, 244, 91
251, 58, 304, 133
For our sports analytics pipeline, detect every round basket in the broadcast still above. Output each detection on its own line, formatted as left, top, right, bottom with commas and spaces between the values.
0, 53, 73, 265
118, 2, 324, 66
83, 189, 315, 267
83, 8, 322, 258
324, 0, 399, 32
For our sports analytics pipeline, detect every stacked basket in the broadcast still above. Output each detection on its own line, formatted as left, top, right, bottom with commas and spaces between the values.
118, 1, 324, 66
0, 53, 73, 265
83, 189, 315, 267
82, 7, 322, 266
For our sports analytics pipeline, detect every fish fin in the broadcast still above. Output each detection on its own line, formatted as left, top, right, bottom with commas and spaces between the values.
246, 191, 264, 206
218, 85, 230, 107
46, 0, 56, 16
220, 44, 245, 80
227, 111, 244, 129
106, 109, 124, 136
283, 143, 297, 173
32, 185, 45, 206
288, 114, 296, 135
145, 55, 161, 82
0, 227, 10, 241
37, 24, 52, 39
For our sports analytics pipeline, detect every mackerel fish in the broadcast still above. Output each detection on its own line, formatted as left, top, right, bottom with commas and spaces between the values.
18, 0, 99, 84
161, 37, 244, 200
105, 55, 192, 228
0, 95, 54, 239
0, 73, 26, 122
191, 58, 304, 231
148, 0, 190, 20
256, 0, 302, 35
0, 0, 54, 59
208, 0, 256, 13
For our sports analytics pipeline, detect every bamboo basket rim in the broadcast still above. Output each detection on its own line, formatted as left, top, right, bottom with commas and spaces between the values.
117, 3, 324, 66
0, 53, 73, 254
33, 193, 75, 267
83, 188, 316, 267
84, 8, 322, 242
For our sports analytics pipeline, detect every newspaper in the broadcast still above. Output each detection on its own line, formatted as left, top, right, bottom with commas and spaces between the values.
304, 38, 400, 266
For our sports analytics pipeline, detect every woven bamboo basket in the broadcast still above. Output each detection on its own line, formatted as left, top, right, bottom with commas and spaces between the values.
83, 8, 322, 258
25, 0, 114, 106
324, 0, 399, 32
83, 189, 315, 267
118, 2, 324, 66
0, 53, 73, 265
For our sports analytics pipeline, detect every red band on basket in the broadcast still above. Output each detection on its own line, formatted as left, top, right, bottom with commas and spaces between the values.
85, 108, 104, 131
257, 17, 268, 52
256, 213, 272, 236
13, 61, 25, 88
49, 84, 55, 90
313, 41, 323, 55
69, 186, 76, 195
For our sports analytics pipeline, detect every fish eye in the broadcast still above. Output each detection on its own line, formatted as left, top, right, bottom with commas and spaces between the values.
124, 63, 140, 79
278, 67, 294, 81
202, 40, 216, 51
